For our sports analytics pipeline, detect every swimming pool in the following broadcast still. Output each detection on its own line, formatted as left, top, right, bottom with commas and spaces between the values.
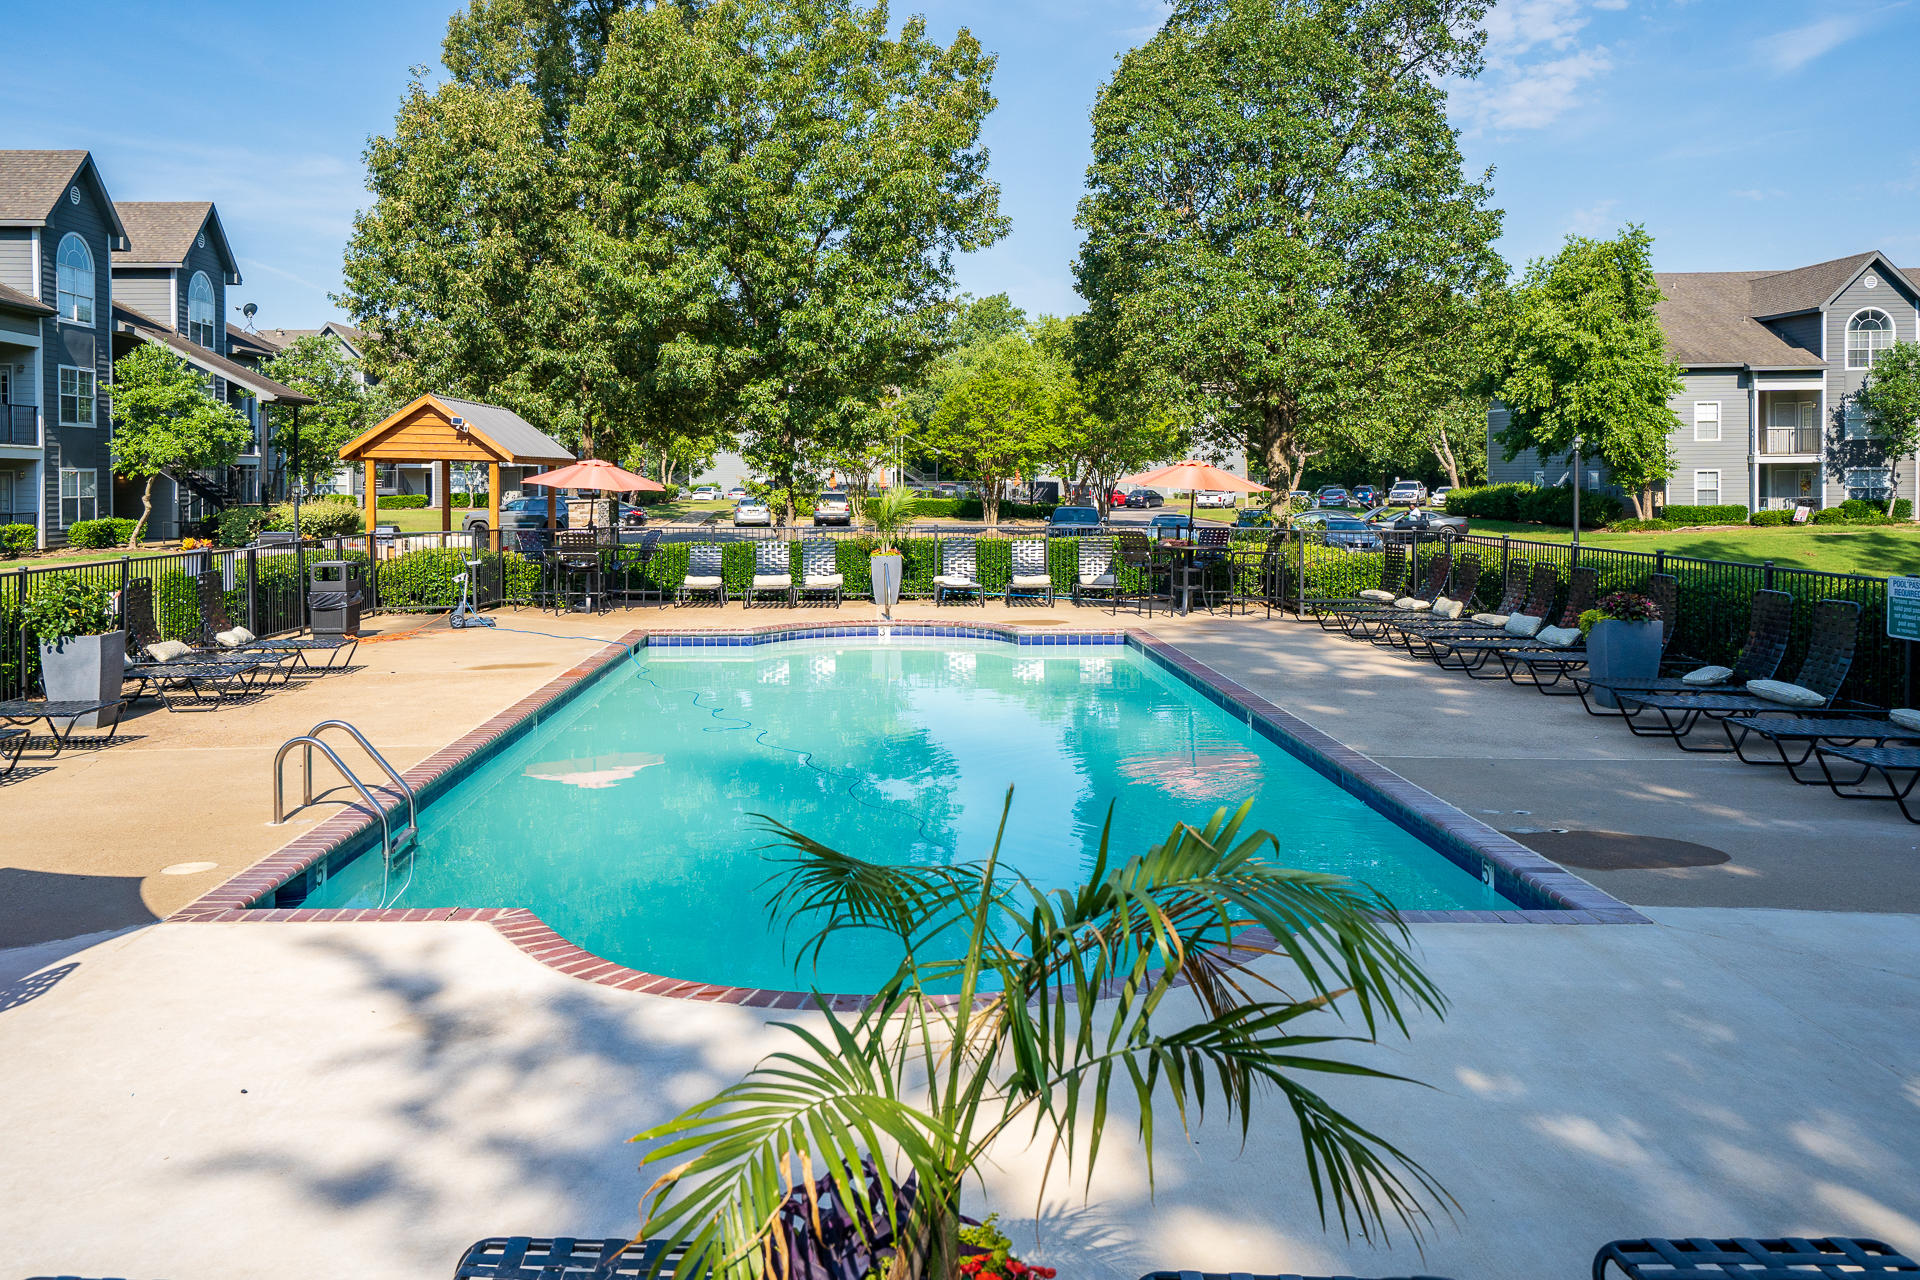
293, 633, 1513, 991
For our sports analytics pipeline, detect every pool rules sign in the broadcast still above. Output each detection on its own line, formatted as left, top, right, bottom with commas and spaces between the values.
1891, 576, 1920, 642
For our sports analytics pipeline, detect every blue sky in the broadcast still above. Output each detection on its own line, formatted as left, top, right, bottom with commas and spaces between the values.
9, 0, 1917, 331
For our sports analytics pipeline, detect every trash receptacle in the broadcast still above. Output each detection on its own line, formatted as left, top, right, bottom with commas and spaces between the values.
309, 560, 365, 636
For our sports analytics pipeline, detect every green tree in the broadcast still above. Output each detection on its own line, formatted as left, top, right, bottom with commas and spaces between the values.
1854, 340, 1920, 518
1042, 315, 1184, 511
109, 345, 254, 546
261, 334, 388, 495
926, 331, 1061, 524
441, 0, 641, 141
1074, 0, 1504, 505
634, 799, 1449, 1280
1479, 227, 1684, 519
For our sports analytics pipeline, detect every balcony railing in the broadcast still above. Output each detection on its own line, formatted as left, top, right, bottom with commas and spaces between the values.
1762, 428, 1821, 456
3, 403, 36, 446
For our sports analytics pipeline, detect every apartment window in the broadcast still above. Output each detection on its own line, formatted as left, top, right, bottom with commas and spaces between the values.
1844, 395, 1871, 440
58, 366, 95, 426
55, 234, 94, 325
1847, 309, 1894, 369
59, 468, 97, 525
1693, 470, 1720, 507
1847, 467, 1893, 497
188, 272, 216, 347
1693, 401, 1721, 442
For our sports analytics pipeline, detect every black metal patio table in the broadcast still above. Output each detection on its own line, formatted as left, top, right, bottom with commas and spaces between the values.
0, 698, 128, 757
455, 1236, 680, 1279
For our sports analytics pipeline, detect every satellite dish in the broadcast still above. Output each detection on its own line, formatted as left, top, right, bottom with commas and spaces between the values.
239, 302, 257, 329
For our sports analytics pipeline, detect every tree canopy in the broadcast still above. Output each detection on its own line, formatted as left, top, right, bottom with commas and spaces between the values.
260, 335, 390, 494
1073, 0, 1504, 502
109, 344, 253, 545
924, 330, 1060, 523
1854, 340, 1920, 517
1478, 226, 1683, 518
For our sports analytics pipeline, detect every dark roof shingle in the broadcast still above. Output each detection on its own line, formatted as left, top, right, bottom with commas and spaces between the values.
114, 302, 314, 405
1654, 272, 1822, 368
112, 201, 214, 266
1748, 252, 1881, 318
0, 281, 54, 316
0, 150, 89, 222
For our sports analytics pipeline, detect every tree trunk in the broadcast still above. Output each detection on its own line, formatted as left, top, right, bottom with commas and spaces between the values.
983, 476, 1000, 527
1433, 429, 1462, 488
131, 475, 157, 547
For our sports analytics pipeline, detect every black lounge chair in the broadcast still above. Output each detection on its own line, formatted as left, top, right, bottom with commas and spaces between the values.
0, 725, 24, 775
1614, 598, 1861, 748
120, 578, 283, 709
455, 1237, 680, 1278
0, 699, 126, 759
1813, 744, 1920, 823
1502, 573, 1680, 691
1072, 535, 1120, 607
1571, 586, 1793, 716
1594, 1236, 1917, 1280
1005, 536, 1054, 606
747, 540, 796, 606
1421, 564, 1598, 676
1370, 554, 1527, 648
1306, 540, 1409, 628
932, 538, 985, 605
798, 537, 845, 606
1333, 548, 1455, 639
1392, 561, 1558, 654
196, 571, 358, 671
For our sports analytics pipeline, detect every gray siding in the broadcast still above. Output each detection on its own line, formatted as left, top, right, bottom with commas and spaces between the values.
113, 268, 172, 325
0, 228, 32, 294
39, 178, 118, 542
1484, 405, 1618, 491
1824, 264, 1920, 507
1667, 369, 1752, 509
0, 311, 37, 340
179, 228, 226, 354
1764, 312, 1822, 358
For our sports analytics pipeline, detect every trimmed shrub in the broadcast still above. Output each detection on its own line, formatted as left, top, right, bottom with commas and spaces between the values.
1813, 505, 1891, 526
262, 496, 365, 538
0, 523, 34, 558
1658, 504, 1748, 527
214, 506, 270, 548
1606, 518, 1678, 533
1749, 509, 1796, 526
377, 494, 430, 509
1898, 498, 1914, 520
375, 547, 540, 610
1443, 483, 1531, 521
66, 517, 139, 549
448, 492, 489, 508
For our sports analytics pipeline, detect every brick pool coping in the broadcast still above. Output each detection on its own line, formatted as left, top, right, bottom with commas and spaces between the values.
172, 618, 1647, 1010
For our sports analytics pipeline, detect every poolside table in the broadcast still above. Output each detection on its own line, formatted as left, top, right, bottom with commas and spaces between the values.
456, 1236, 680, 1279
0, 698, 127, 757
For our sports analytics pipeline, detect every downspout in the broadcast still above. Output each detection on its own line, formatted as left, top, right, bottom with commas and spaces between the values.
1747, 370, 1759, 516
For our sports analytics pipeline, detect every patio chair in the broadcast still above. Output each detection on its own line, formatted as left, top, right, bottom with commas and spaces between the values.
119, 578, 284, 710
1503, 573, 1678, 691
614, 530, 665, 605
1593, 1236, 1917, 1280
1813, 744, 1920, 823
748, 540, 796, 606
1382, 560, 1553, 651
197, 570, 359, 671
1190, 526, 1235, 611
1072, 536, 1120, 607
1722, 712, 1920, 779
678, 544, 726, 605
455, 1237, 682, 1279
1307, 541, 1408, 628
933, 538, 985, 605
1571, 586, 1793, 716
1614, 598, 1861, 748
0, 725, 24, 776
1368, 554, 1526, 647
1006, 537, 1054, 606
1114, 531, 1161, 615
798, 538, 844, 606
1337, 547, 1454, 639
1420, 564, 1598, 676
0, 700, 127, 760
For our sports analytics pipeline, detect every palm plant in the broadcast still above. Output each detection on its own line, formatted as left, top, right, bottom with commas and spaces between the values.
862, 487, 919, 553
632, 794, 1450, 1280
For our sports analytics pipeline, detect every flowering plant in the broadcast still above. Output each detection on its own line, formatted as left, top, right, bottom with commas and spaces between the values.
958, 1216, 1055, 1280
1596, 591, 1661, 623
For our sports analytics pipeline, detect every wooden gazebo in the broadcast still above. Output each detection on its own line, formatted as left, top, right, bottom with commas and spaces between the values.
337, 394, 575, 551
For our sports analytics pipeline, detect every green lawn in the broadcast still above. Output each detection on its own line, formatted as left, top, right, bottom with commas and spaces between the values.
1463, 519, 1920, 578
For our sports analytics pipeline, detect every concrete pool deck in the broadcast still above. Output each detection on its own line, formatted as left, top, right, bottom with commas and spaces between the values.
4, 600, 1918, 1276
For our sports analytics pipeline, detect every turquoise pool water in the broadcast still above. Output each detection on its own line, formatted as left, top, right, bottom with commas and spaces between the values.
304, 638, 1507, 989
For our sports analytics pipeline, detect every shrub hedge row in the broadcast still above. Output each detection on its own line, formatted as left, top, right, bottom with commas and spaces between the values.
65, 517, 139, 548
1656, 504, 1749, 526
1, 523, 34, 558
376, 494, 431, 509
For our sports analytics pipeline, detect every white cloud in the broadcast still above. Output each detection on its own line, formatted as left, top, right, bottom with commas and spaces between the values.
1566, 197, 1621, 237
1452, 0, 1621, 133
1755, 12, 1873, 74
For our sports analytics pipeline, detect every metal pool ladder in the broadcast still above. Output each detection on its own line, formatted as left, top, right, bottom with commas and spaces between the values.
272, 720, 418, 868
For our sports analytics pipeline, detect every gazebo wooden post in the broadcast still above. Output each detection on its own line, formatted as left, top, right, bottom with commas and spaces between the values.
438, 460, 452, 543
364, 459, 378, 561
487, 462, 502, 553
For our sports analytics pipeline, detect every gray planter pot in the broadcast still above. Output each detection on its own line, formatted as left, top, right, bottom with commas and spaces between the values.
37, 630, 126, 729
1586, 619, 1662, 709
869, 553, 903, 617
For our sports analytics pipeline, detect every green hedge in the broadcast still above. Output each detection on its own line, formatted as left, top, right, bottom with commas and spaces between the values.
1, 523, 33, 558
215, 506, 271, 547
1443, 483, 1533, 520
66, 517, 138, 549
449, 493, 489, 508
1659, 503, 1748, 526
1749, 509, 1794, 526
262, 497, 365, 538
375, 547, 541, 610
377, 494, 430, 509
1441, 483, 1619, 529
1606, 518, 1677, 532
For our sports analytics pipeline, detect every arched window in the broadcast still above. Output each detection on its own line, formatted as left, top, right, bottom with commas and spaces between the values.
1847, 309, 1894, 369
55, 234, 93, 324
187, 272, 216, 347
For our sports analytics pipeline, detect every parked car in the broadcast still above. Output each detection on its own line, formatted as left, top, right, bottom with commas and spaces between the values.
1047, 505, 1104, 536
1431, 486, 1453, 508
1351, 485, 1379, 507
1124, 488, 1165, 509
1147, 512, 1194, 538
1294, 508, 1384, 551
463, 495, 568, 536
1193, 491, 1235, 508
1387, 480, 1428, 506
724, 486, 749, 501
689, 484, 722, 501
1289, 490, 1309, 503
1313, 486, 1349, 508
618, 503, 649, 528
1108, 488, 1131, 508
813, 491, 852, 526
1362, 505, 1468, 535
733, 498, 772, 527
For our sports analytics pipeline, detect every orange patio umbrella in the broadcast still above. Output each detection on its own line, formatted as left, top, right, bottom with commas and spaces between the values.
1117, 460, 1268, 521
521, 458, 666, 530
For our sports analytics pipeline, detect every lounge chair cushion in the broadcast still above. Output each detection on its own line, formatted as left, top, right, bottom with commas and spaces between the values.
215, 627, 255, 647
1393, 596, 1431, 611
933, 574, 979, 588
1358, 588, 1397, 602
1890, 708, 1920, 732
1503, 612, 1545, 638
145, 640, 193, 662
752, 573, 792, 589
1011, 574, 1052, 588
1472, 613, 1509, 627
683, 575, 723, 589
1536, 625, 1582, 648
1080, 573, 1117, 588
1431, 596, 1463, 620
803, 574, 844, 589
1747, 678, 1825, 707
1682, 664, 1733, 686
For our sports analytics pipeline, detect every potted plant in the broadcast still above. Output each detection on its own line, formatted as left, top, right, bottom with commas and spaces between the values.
1579, 589, 1663, 708
632, 797, 1448, 1280
864, 487, 916, 618
24, 575, 124, 729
